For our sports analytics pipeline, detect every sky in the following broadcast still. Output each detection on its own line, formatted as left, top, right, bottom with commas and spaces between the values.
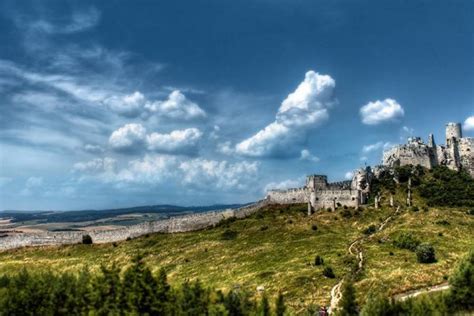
0, 0, 473, 210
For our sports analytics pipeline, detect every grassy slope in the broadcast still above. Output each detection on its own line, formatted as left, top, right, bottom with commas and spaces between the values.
0, 203, 472, 313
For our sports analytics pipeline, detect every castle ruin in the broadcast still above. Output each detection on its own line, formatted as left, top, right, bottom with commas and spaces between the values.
383, 122, 474, 177
266, 168, 372, 213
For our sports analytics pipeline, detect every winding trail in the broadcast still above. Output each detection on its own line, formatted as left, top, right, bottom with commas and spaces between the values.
394, 283, 450, 301
328, 206, 400, 314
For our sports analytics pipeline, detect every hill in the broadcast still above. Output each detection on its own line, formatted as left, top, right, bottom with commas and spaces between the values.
0, 166, 473, 313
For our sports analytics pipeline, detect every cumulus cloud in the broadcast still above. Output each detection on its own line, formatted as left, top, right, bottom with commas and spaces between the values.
146, 128, 203, 154
145, 90, 206, 120
108, 124, 204, 155
300, 149, 320, 162
235, 70, 336, 157
103, 90, 206, 120
463, 116, 474, 131
108, 123, 147, 151
360, 98, 404, 125
103, 91, 145, 117
362, 141, 393, 153
72, 155, 259, 191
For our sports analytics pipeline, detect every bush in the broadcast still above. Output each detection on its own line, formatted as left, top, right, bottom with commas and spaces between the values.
322, 266, 335, 278
82, 234, 93, 244
314, 255, 324, 266
221, 229, 238, 240
338, 280, 358, 316
311, 224, 318, 231
341, 209, 352, 218
409, 206, 419, 212
393, 232, 420, 251
447, 250, 474, 309
363, 224, 377, 235
466, 209, 474, 215
416, 243, 436, 263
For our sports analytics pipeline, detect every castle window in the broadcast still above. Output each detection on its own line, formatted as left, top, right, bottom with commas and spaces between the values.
292, 198, 296, 201
315, 198, 319, 201
352, 197, 355, 201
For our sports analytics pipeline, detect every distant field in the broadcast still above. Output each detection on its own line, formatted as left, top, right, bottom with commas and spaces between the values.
0, 203, 245, 233
0, 203, 472, 313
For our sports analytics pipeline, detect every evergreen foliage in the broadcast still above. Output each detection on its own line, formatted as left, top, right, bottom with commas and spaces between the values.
275, 291, 286, 316
0, 260, 285, 315
415, 243, 436, 263
336, 279, 358, 316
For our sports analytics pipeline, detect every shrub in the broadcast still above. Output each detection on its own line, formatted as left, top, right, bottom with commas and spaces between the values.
416, 243, 436, 263
338, 280, 358, 316
221, 229, 238, 240
314, 255, 324, 266
311, 224, 318, 231
447, 250, 474, 309
435, 220, 450, 226
341, 209, 352, 218
363, 224, 377, 235
322, 266, 335, 278
409, 206, 419, 212
467, 209, 474, 215
260, 225, 269, 231
82, 234, 93, 245
393, 232, 420, 251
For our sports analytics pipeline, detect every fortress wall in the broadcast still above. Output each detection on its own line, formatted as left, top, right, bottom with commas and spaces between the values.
311, 190, 358, 209
0, 201, 267, 252
266, 188, 308, 204
459, 138, 474, 177
397, 146, 433, 168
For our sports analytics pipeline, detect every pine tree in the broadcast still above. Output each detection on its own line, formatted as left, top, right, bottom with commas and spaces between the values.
275, 291, 286, 316
257, 294, 270, 316
337, 279, 358, 316
447, 250, 474, 309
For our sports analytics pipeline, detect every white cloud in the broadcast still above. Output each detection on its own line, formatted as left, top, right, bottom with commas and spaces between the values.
263, 178, 304, 192
344, 171, 354, 180
73, 157, 117, 174
146, 128, 203, 154
235, 70, 336, 157
463, 116, 474, 131
217, 141, 235, 155
145, 90, 206, 120
108, 123, 147, 151
83, 144, 104, 154
28, 7, 101, 34
300, 149, 320, 162
362, 141, 393, 153
360, 98, 404, 125
73, 155, 259, 191
108, 124, 203, 155
103, 91, 145, 117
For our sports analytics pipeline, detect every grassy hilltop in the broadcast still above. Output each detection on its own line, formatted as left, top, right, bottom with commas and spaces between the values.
0, 166, 473, 313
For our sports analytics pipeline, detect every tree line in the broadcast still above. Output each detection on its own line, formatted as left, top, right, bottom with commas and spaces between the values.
0, 256, 286, 316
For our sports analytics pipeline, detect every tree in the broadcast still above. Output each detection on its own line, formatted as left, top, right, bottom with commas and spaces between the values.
323, 266, 335, 278
336, 279, 358, 316
257, 294, 270, 316
82, 234, 93, 244
314, 255, 324, 266
360, 291, 392, 316
447, 250, 474, 309
275, 291, 286, 316
415, 243, 436, 263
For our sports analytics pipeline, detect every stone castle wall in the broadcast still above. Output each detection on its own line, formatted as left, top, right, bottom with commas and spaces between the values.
459, 138, 474, 177
0, 201, 267, 252
311, 190, 359, 209
266, 188, 308, 204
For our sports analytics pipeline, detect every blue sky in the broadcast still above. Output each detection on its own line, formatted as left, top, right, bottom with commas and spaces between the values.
0, 0, 473, 210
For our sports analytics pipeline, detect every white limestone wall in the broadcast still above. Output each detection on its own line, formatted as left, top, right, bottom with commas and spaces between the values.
266, 188, 308, 204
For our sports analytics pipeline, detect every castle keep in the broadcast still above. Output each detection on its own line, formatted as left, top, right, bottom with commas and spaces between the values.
383, 123, 474, 177
266, 168, 372, 213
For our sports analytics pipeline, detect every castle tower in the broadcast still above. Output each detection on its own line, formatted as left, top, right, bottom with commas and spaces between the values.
306, 175, 328, 190
446, 123, 462, 146
428, 133, 435, 148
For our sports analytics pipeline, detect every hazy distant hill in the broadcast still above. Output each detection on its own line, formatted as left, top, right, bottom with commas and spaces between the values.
0, 203, 247, 224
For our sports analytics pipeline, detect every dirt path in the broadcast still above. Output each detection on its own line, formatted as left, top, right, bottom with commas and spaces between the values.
394, 283, 450, 301
328, 206, 401, 314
